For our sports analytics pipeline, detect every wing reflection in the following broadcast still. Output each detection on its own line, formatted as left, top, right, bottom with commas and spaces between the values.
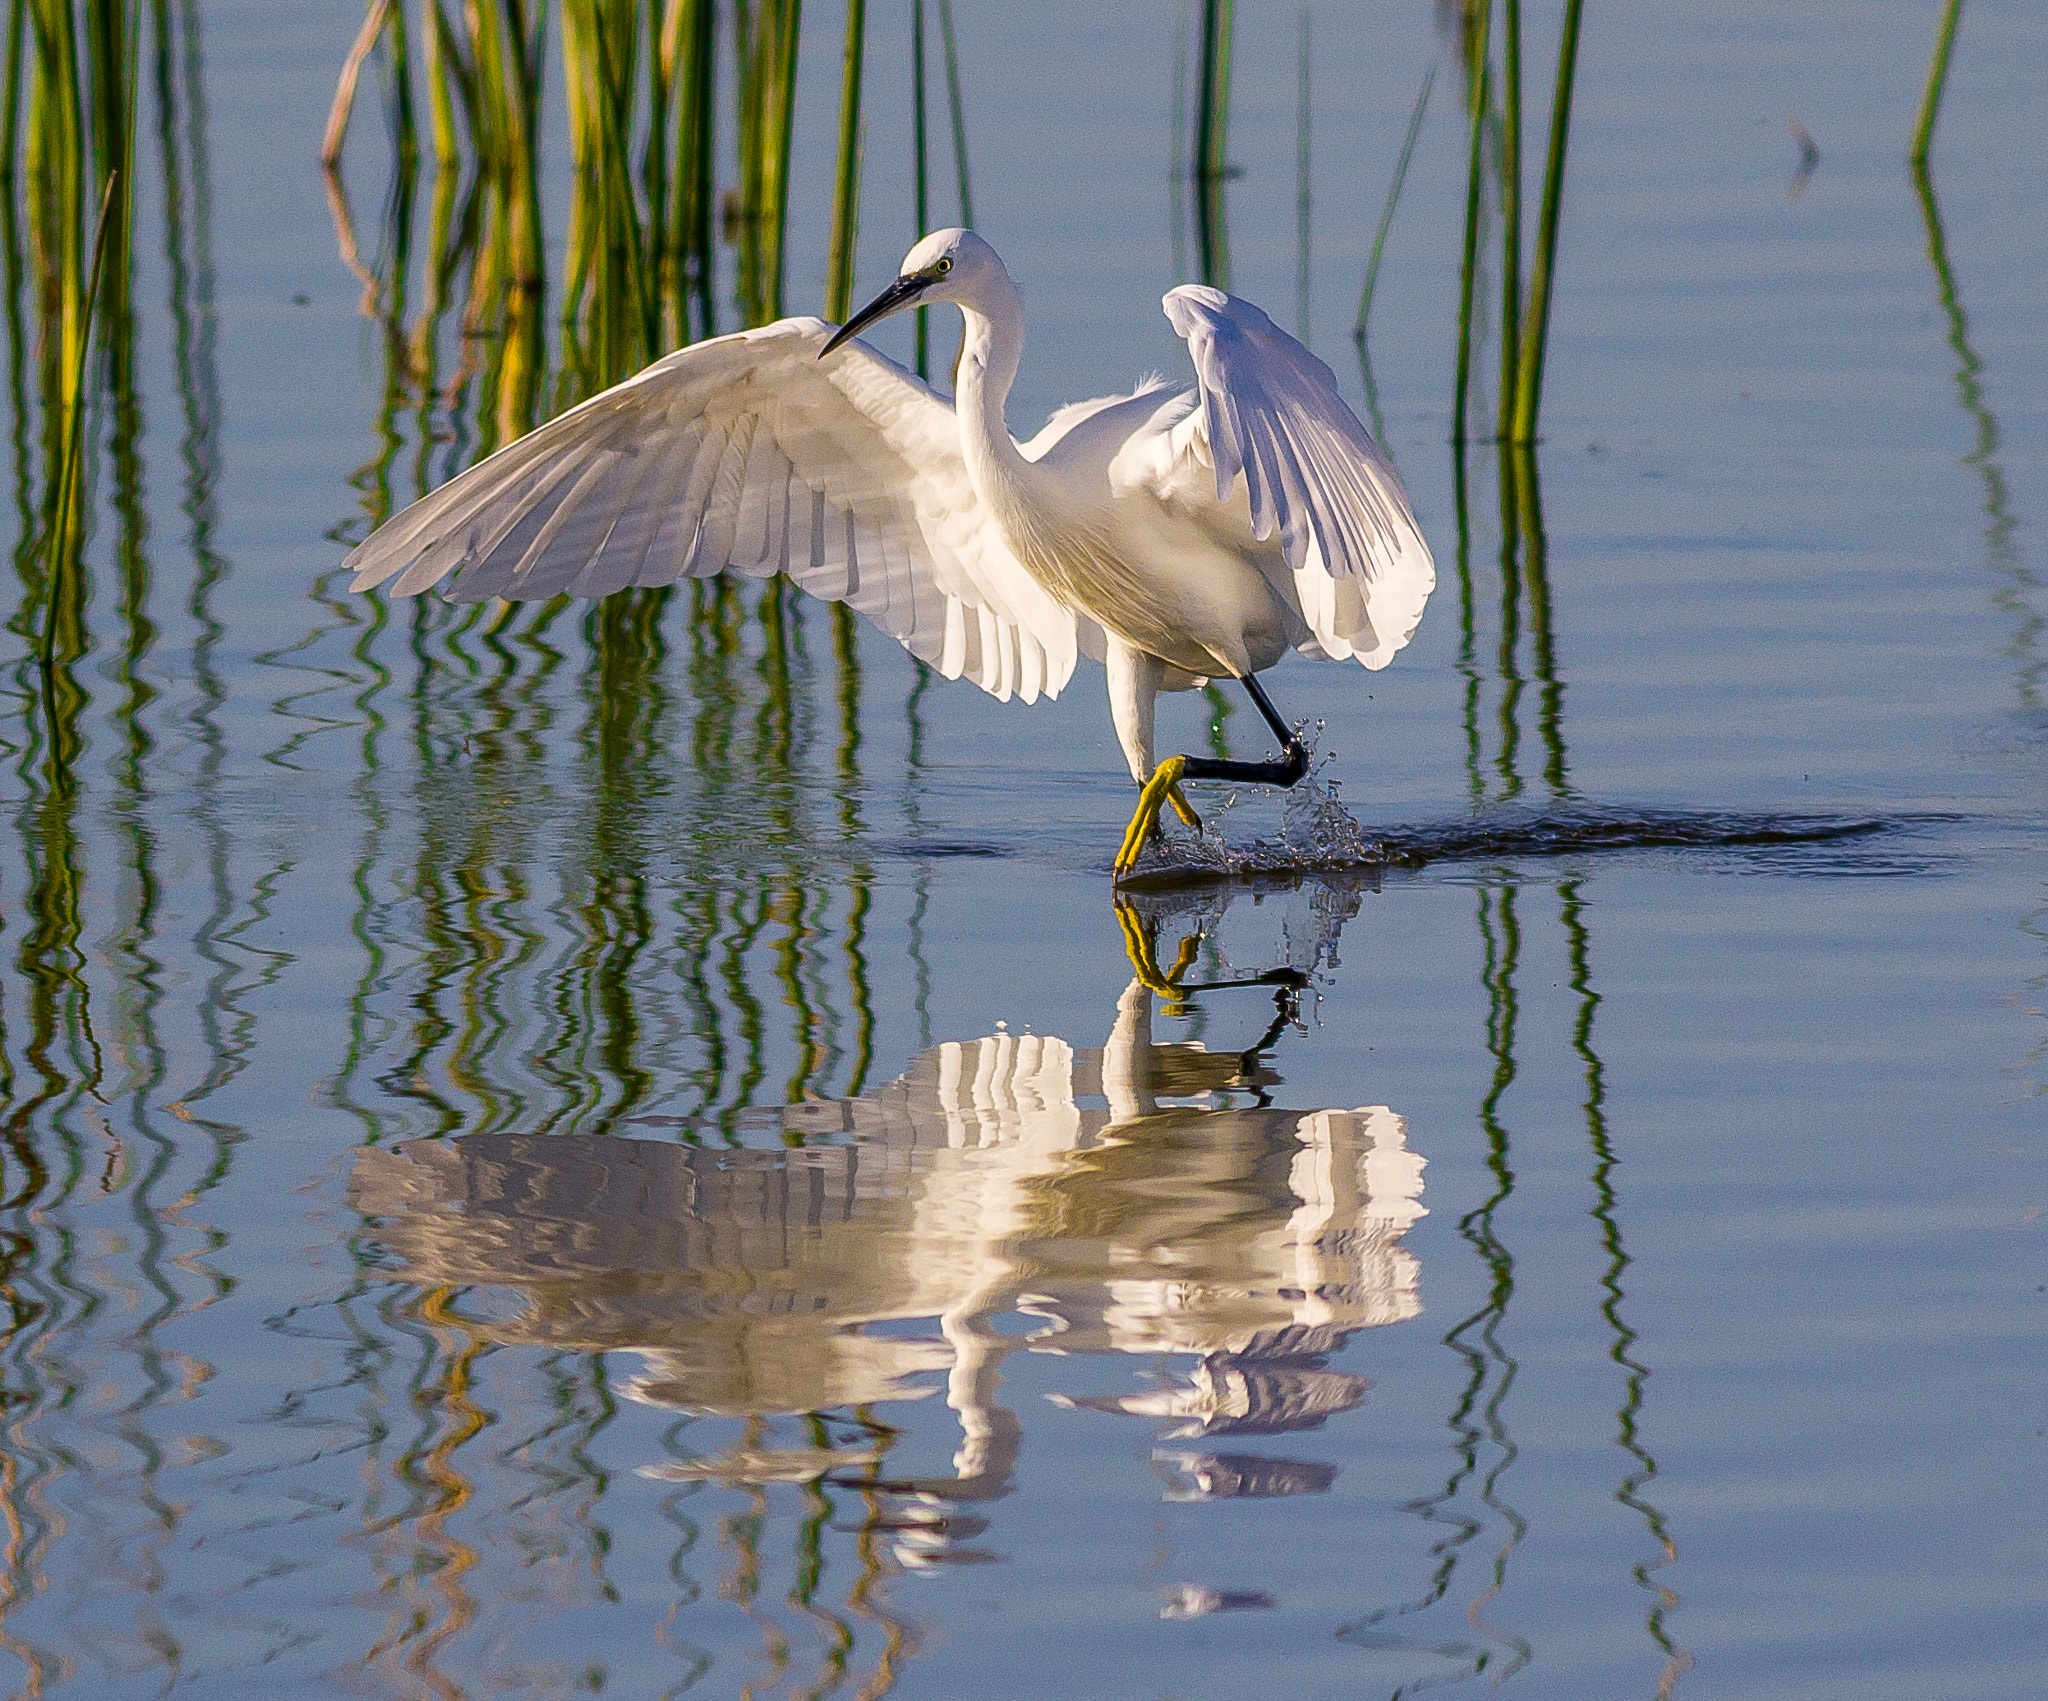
351, 974, 1425, 1530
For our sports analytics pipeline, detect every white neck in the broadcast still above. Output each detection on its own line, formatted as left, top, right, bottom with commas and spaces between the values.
951, 270, 1031, 504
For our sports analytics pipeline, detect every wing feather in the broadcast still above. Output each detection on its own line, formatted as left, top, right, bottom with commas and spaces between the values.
570, 440, 680, 599
692, 413, 754, 576
1160, 285, 1434, 669
621, 430, 713, 589
344, 317, 1079, 702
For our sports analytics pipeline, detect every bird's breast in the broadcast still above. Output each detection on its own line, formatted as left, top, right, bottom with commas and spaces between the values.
999, 495, 1293, 681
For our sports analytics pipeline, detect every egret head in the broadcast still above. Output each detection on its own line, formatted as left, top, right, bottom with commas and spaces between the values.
821, 229, 1001, 357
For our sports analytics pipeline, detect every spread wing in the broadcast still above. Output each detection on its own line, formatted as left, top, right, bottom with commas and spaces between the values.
343, 318, 1079, 703
1159, 285, 1434, 669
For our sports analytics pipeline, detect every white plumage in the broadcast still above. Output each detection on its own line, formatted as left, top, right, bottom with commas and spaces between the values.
345, 229, 1434, 874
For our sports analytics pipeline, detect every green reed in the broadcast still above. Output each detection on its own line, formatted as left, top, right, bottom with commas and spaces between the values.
824, 0, 864, 706
733, 0, 802, 327
911, 0, 928, 372
0, 0, 151, 1211
1563, 872, 1693, 1684
1447, 0, 1584, 445
671, 0, 718, 339
824, 0, 863, 321
1168, 0, 1187, 280
1, 4, 23, 190
1354, 63, 1433, 348
935, 0, 969, 226
1192, 0, 1232, 289
1341, 853, 1534, 1684
1909, 1, 2030, 704
318, 0, 979, 540
1497, 0, 1521, 439
1352, 66, 1434, 445
1509, 0, 1582, 443
1911, 0, 1962, 170
1451, 0, 1491, 447
316, 1, 967, 1139
906, 0, 972, 384
326, 0, 896, 431
5, 0, 142, 796
34, 167, 112, 724
560, 0, 656, 373
1173, 0, 1238, 746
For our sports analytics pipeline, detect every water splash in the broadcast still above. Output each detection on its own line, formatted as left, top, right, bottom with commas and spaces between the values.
1129, 754, 1379, 882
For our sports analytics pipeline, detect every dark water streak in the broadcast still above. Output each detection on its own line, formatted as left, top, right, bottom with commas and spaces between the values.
1367, 805, 1908, 869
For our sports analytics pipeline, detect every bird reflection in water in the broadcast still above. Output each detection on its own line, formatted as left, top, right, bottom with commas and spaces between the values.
350, 890, 1423, 1598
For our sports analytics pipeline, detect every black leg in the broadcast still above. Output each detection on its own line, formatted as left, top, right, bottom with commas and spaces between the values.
1178, 673, 1310, 788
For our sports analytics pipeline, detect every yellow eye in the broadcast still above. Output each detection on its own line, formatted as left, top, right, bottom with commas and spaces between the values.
935, 257, 953, 274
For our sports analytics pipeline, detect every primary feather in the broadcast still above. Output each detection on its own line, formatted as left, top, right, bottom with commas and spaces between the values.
1158, 285, 1433, 668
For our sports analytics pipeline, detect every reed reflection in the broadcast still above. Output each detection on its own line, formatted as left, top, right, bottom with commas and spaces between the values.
349, 892, 1425, 1690
1909, 8, 2048, 1096
1564, 881, 1690, 1692
1910, 1, 2030, 709
1340, 427, 1689, 1691
0, 14, 252, 1693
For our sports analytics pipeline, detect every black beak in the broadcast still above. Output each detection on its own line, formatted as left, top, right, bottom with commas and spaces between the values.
820, 271, 931, 357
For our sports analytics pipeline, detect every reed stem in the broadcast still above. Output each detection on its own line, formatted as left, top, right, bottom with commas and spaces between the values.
1509, 0, 1582, 443
499, 1, 546, 293
1168, 0, 1186, 280
39, 169, 118, 716
1496, 0, 1520, 445
647, 0, 676, 303
826, 0, 864, 323
826, 0, 866, 829
1355, 62, 1434, 344
1, 0, 24, 186
934, 0, 970, 225
1192, 0, 1232, 288
422, 0, 463, 168
911, 0, 927, 374
769, 0, 801, 317
322, 0, 391, 168
1452, 0, 1491, 444
381, 0, 417, 172
30, 0, 89, 411
674, 0, 715, 338
734, 0, 801, 325
1294, 8, 1308, 339
1910, 0, 1962, 169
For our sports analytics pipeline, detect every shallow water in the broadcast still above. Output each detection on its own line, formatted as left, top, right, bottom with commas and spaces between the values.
2, 2, 2047, 1698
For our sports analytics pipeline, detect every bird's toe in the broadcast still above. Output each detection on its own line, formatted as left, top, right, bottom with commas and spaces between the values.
1115, 756, 1191, 880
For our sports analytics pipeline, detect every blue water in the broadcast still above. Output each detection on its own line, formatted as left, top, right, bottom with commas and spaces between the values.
1, 2, 2045, 1697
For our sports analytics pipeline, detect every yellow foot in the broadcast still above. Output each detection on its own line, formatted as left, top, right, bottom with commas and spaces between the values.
1114, 757, 1203, 880
1115, 896, 1202, 996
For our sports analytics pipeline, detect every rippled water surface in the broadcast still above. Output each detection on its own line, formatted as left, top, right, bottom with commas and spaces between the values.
2, 2, 2046, 1697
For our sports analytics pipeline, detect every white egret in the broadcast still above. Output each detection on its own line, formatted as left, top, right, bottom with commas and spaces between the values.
344, 230, 1435, 876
